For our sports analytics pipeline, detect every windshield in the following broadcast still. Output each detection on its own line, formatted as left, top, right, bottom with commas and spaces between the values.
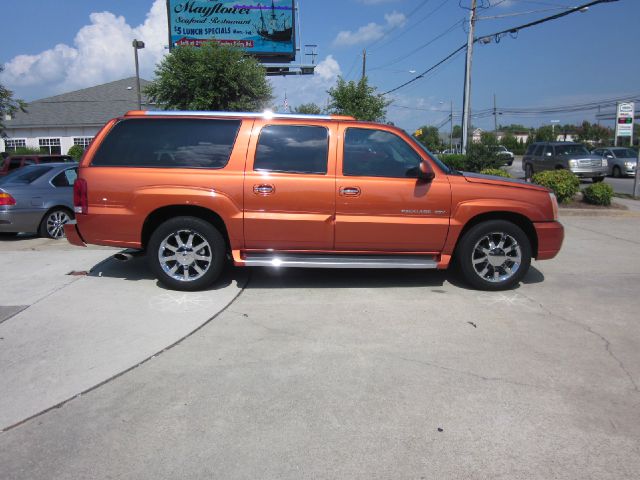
0, 165, 54, 185
407, 133, 453, 174
555, 144, 590, 156
613, 148, 637, 159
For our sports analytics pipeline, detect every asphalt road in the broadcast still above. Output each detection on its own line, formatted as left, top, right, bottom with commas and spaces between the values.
1, 210, 640, 479
506, 157, 639, 195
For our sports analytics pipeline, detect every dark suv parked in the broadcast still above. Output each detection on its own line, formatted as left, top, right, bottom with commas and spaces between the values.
0, 154, 75, 176
523, 142, 607, 182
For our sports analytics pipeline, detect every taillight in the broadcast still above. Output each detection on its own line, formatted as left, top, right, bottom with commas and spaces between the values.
73, 178, 88, 214
0, 193, 16, 206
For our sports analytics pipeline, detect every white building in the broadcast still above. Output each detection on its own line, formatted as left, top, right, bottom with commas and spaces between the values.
1, 77, 150, 155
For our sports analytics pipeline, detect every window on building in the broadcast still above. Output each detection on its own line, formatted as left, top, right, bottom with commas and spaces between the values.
254, 125, 329, 174
39, 138, 62, 155
73, 137, 94, 149
4, 139, 26, 152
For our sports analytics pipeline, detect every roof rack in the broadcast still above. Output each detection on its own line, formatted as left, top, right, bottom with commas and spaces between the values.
125, 110, 355, 121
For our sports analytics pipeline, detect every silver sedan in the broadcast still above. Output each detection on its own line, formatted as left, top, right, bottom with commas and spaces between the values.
0, 163, 77, 239
593, 147, 638, 178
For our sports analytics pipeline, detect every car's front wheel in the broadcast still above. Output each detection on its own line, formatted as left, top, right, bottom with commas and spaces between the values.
612, 166, 621, 178
456, 220, 532, 291
39, 208, 73, 239
148, 216, 226, 291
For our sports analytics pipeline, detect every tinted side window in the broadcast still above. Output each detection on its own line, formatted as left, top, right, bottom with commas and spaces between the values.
51, 168, 78, 187
525, 144, 536, 155
254, 125, 328, 174
344, 128, 422, 178
533, 145, 545, 156
8, 159, 22, 170
91, 119, 241, 168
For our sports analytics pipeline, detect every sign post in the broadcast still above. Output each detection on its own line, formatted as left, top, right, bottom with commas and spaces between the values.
615, 101, 634, 147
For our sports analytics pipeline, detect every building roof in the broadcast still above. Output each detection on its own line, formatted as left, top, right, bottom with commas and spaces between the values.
5, 77, 152, 129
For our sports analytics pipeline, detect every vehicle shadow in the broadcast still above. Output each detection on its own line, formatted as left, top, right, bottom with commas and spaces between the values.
87, 251, 545, 292
87, 255, 236, 292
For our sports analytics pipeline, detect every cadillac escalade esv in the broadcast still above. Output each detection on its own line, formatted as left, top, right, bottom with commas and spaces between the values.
65, 110, 564, 291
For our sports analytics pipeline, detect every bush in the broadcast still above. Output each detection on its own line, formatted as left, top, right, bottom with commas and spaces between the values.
439, 154, 466, 171
582, 182, 614, 206
67, 144, 85, 161
465, 143, 503, 172
531, 169, 579, 203
479, 168, 512, 178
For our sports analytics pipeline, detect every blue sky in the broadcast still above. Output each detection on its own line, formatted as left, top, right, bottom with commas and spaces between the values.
1, 0, 638, 132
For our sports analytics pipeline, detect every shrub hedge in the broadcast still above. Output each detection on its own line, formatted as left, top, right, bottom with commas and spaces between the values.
582, 182, 614, 206
531, 169, 579, 203
479, 168, 512, 178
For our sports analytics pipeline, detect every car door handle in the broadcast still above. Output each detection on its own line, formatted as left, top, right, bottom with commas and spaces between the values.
253, 184, 275, 195
339, 187, 361, 196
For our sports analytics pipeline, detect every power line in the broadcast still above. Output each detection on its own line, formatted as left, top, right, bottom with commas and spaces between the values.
381, 0, 619, 96
382, 44, 467, 95
369, 19, 463, 71
366, 0, 435, 50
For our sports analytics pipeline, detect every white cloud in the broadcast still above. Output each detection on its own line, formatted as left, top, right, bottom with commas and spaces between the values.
333, 11, 407, 47
270, 55, 342, 111
1, 0, 168, 98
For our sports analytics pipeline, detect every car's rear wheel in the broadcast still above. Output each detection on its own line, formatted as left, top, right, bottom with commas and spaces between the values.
457, 220, 531, 291
39, 208, 73, 239
612, 166, 621, 178
524, 163, 534, 182
148, 216, 226, 291
592, 176, 605, 183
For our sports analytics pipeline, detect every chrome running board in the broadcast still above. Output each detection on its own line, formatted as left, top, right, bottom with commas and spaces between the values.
243, 253, 438, 269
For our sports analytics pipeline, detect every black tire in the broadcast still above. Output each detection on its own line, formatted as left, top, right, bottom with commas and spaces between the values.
592, 176, 605, 183
39, 208, 73, 239
612, 166, 621, 178
524, 163, 533, 182
148, 216, 226, 291
456, 220, 532, 291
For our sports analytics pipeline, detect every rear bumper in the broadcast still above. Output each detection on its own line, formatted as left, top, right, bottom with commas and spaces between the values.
534, 221, 564, 260
64, 221, 87, 247
0, 209, 41, 233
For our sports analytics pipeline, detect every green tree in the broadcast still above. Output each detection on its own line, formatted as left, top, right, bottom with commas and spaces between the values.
292, 103, 323, 115
144, 43, 272, 111
500, 133, 519, 152
0, 66, 26, 137
452, 125, 462, 139
67, 144, 85, 161
480, 131, 498, 146
326, 76, 389, 122
535, 125, 556, 142
415, 126, 442, 152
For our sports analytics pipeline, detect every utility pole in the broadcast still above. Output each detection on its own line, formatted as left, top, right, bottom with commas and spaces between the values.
450, 100, 454, 152
461, 0, 477, 154
493, 93, 498, 133
361, 49, 367, 80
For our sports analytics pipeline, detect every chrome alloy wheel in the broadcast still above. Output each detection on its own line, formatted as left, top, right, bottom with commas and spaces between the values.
158, 229, 213, 282
46, 210, 71, 239
471, 232, 522, 283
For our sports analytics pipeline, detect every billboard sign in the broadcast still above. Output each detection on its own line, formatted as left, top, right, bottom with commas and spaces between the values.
615, 102, 635, 138
167, 1, 296, 60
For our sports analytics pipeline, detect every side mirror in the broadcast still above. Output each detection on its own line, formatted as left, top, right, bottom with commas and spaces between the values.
606, 154, 614, 159
418, 160, 435, 182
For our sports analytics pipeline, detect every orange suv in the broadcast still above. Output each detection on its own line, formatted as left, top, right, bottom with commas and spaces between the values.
65, 110, 564, 291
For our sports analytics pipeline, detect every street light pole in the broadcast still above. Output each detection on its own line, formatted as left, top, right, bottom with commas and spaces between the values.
461, 0, 477, 154
450, 100, 454, 152
132, 39, 145, 110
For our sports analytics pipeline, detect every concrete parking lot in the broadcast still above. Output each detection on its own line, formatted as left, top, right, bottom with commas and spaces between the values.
1, 210, 640, 479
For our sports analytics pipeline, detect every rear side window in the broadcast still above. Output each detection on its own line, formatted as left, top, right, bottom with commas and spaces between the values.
254, 125, 329, 174
51, 168, 78, 187
91, 118, 241, 168
0, 165, 53, 185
